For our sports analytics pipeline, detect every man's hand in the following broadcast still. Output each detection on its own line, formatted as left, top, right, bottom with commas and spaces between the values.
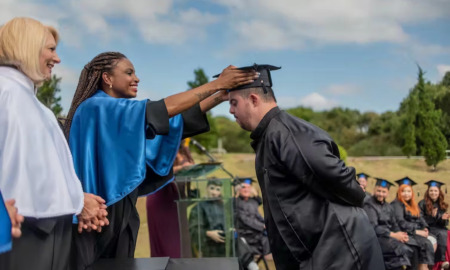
415, 229, 428, 238
206, 230, 225, 243
5, 199, 24, 238
77, 193, 109, 233
390, 231, 409, 243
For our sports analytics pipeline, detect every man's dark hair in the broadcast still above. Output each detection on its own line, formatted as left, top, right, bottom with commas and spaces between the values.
237, 87, 277, 103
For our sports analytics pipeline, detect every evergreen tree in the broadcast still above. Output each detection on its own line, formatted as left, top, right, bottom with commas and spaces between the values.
400, 91, 418, 157
36, 75, 63, 116
415, 67, 447, 169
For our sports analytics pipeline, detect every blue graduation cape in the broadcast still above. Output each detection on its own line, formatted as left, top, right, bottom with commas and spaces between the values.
69, 90, 183, 207
0, 191, 12, 254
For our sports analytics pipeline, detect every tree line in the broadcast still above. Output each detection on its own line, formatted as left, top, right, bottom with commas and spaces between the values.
38, 67, 450, 168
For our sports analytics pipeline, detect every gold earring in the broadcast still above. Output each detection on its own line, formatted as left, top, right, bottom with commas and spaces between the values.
109, 84, 112, 89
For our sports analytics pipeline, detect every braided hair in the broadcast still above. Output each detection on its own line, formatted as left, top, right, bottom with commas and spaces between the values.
64, 52, 126, 138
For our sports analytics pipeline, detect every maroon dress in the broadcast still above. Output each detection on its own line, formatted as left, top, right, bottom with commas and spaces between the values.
146, 182, 182, 257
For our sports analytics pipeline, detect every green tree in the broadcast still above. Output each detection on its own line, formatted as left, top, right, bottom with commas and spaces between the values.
186, 68, 218, 150
36, 75, 63, 116
414, 68, 447, 169
187, 68, 209, 90
441, 71, 450, 88
400, 92, 418, 157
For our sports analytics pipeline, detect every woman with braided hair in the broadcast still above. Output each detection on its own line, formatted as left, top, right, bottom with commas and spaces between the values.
65, 52, 257, 269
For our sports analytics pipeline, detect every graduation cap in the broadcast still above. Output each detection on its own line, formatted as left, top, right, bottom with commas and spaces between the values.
375, 178, 395, 189
357, 173, 370, 179
213, 64, 281, 94
233, 177, 256, 186
424, 180, 447, 193
424, 180, 444, 188
394, 176, 417, 187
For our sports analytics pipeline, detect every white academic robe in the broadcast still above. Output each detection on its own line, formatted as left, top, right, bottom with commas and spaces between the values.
0, 66, 83, 218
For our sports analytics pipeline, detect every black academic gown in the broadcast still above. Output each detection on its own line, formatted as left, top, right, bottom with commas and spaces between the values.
363, 196, 413, 269
72, 102, 209, 270
234, 196, 270, 255
419, 199, 449, 262
189, 199, 226, 257
250, 107, 384, 270
391, 199, 434, 266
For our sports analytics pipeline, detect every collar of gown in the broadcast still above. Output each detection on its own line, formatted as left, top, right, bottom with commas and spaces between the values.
250, 106, 281, 141
0, 66, 34, 92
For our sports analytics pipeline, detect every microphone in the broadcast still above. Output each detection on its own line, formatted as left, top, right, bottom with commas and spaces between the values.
191, 138, 216, 162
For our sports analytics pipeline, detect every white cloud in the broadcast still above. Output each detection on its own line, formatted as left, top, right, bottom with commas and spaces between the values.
300, 93, 338, 110
2, 0, 449, 51
215, 0, 450, 51
437, 65, 450, 78
277, 93, 338, 110
0, 0, 220, 47
325, 84, 361, 95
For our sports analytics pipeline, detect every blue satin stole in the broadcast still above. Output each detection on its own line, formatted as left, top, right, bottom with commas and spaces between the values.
0, 191, 12, 254
69, 90, 183, 207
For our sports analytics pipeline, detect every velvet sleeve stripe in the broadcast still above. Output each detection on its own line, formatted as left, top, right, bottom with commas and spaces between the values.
146, 99, 170, 138
181, 103, 209, 139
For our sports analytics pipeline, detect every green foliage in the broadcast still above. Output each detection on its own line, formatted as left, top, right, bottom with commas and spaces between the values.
187, 68, 209, 89
414, 68, 447, 168
398, 67, 447, 168
36, 75, 63, 116
215, 116, 253, 153
441, 71, 450, 88
337, 145, 347, 162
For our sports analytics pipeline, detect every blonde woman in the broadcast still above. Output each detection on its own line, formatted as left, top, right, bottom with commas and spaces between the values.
0, 17, 107, 270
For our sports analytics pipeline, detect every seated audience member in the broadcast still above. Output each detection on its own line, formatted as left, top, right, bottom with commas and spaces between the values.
234, 178, 271, 266
357, 172, 372, 196
363, 178, 412, 270
391, 177, 435, 270
419, 180, 449, 269
189, 179, 225, 257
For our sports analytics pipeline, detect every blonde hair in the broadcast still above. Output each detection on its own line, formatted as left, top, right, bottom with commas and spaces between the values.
0, 17, 59, 84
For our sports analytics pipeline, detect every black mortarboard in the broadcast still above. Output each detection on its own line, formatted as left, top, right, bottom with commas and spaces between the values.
357, 173, 370, 179
424, 180, 445, 188
233, 177, 256, 186
375, 178, 395, 189
213, 64, 281, 94
394, 176, 417, 187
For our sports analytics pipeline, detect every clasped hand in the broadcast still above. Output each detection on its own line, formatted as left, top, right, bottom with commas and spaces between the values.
77, 193, 109, 233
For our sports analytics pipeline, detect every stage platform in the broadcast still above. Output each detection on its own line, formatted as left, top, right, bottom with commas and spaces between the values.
92, 257, 239, 270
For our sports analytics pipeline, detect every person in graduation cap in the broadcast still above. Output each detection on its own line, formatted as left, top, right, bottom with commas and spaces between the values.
64, 52, 256, 269
0, 17, 108, 270
357, 172, 371, 196
225, 64, 384, 270
363, 178, 413, 270
189, 179, 226, 257
419, 180, 449, 269
391, 177, 435, 269
234, 177, 271, 259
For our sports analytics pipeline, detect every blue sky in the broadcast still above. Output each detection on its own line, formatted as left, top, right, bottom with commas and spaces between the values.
2, 0, 450, 117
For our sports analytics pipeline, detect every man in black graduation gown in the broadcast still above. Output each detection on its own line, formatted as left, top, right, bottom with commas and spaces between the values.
363, 178, 413, 270
225, 64, 384, 270
234, 178, 270, 257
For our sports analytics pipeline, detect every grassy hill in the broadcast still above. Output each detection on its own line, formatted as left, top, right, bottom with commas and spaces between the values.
135, 154, 450, 258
